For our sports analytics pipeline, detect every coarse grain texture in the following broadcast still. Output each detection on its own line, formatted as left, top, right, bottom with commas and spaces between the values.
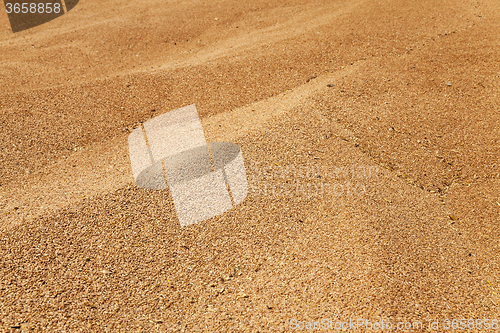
0, 0, 499, 331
